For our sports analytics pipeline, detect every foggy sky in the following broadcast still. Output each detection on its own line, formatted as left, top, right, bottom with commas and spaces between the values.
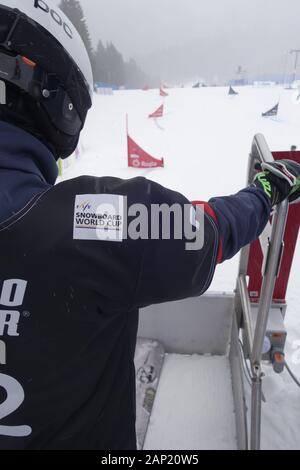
54, 0, 300, 83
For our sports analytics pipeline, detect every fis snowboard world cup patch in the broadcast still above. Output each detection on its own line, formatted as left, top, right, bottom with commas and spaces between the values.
73, 194, 125, 242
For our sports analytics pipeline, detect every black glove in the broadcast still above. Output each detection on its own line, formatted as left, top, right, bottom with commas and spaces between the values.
253, 159, 300, 206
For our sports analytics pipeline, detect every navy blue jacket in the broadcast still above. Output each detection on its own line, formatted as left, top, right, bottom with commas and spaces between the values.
0, 121, 272, 450
0, 121, 58, 224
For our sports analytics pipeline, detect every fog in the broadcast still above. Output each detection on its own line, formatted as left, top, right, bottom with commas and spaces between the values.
54, 0, 300, 84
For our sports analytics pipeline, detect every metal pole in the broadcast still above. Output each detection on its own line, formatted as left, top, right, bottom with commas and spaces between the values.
251, 366, 263, 450
238, 275, 254, 351
252, 134, 274, 166
251, 200, 289, 366
249, 201, 288, 450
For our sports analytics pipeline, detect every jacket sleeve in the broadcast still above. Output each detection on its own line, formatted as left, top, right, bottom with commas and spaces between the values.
132, 179, 219, 309
208, 186, 272, 262
133, 182, 272, 308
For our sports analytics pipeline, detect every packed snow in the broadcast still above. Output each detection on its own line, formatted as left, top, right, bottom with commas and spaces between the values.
60, 85, 300, 450
143, 354, 237, 450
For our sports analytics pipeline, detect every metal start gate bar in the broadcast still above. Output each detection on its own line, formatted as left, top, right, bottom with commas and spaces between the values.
235, 134, 300, 450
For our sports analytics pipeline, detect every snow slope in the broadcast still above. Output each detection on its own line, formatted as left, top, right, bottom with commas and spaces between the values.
60, 85, 300, 449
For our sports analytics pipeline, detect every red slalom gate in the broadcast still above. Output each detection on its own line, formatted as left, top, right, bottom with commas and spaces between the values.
149, 104, 164, 119
247, 150, 300, 304
127, 135, 164, 169
160, 88, 168, 97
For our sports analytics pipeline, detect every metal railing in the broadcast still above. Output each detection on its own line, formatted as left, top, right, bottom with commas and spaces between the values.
235, 134, 289, 450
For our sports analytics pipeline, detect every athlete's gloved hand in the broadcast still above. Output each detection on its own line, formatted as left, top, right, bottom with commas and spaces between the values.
253, 159, 300, 206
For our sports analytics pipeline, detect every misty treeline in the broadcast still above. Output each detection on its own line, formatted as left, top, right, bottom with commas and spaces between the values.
59, 0, 151, 89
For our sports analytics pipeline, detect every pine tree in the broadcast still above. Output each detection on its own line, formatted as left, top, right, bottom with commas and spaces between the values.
94, 40, 108, 83
105, 42, 125, 87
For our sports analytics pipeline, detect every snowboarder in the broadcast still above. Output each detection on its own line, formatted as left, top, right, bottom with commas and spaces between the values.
0, 0, 299, 450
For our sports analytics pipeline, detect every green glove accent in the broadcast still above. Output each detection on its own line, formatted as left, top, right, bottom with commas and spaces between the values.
253, 159, 300, 206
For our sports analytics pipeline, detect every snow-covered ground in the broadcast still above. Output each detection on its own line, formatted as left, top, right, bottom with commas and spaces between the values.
60, 85, 300, 449
144, 354, 237, 450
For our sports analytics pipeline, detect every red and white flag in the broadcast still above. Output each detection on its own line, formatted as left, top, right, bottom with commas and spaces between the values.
127, 135, 164, 168
149, 104, 164, 119
160, 88, 169, 97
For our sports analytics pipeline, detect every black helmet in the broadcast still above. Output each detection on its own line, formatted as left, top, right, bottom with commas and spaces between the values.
0, 0, 93, 159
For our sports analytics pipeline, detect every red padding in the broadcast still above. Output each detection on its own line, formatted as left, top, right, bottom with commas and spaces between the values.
192, 201, 223, 264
